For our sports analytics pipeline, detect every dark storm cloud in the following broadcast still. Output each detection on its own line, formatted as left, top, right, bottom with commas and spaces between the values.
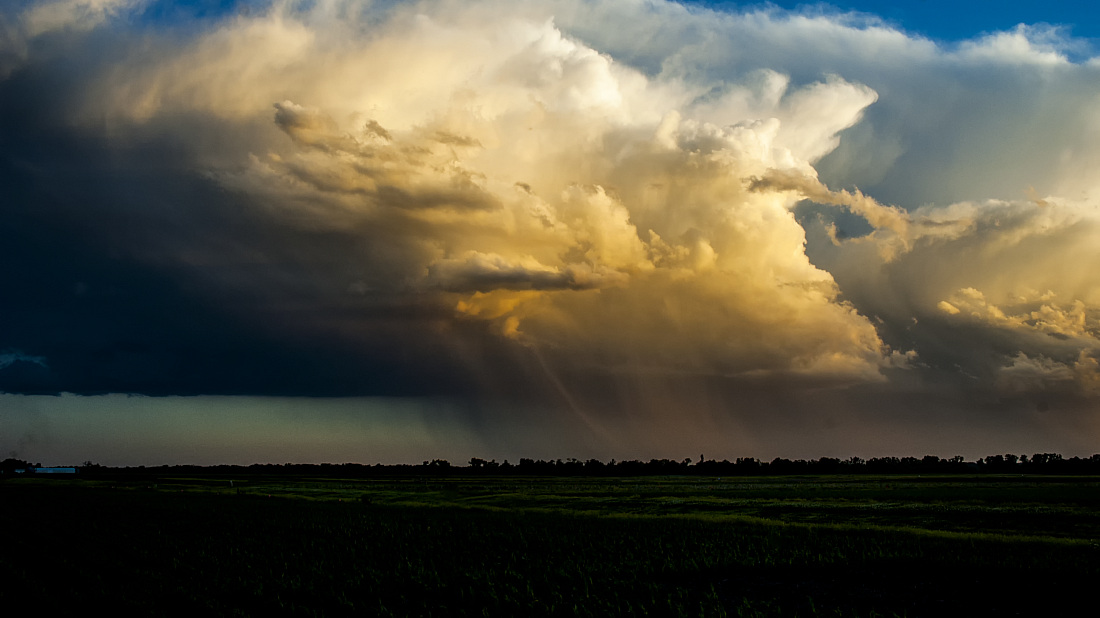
0, 32, 539, 398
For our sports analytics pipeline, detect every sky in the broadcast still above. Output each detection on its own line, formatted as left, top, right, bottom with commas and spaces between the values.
2, 0, 1100, 466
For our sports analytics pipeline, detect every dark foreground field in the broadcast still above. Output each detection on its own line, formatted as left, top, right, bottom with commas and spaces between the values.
3, 475, 1098, 616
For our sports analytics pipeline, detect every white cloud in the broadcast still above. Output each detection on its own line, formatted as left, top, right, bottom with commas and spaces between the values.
955, 25, 1074, 66
21, 0, 143, 37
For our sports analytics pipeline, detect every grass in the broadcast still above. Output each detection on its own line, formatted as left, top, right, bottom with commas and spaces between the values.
2, 474, 1098, 616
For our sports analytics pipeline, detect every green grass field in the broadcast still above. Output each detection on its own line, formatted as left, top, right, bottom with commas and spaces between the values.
3, 475, 1098, 616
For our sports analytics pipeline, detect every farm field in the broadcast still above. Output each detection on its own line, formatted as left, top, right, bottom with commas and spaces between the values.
3, 474, 1098, 616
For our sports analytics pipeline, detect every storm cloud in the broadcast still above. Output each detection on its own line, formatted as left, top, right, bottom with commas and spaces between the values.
2, 0, 1099, 463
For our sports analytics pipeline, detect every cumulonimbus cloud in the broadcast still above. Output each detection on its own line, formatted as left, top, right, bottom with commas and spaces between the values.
194, 5, 900, 380
3, 0, 1100, 411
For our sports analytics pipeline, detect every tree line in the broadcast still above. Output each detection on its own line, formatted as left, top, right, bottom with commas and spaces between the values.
8, 452, 1100, 477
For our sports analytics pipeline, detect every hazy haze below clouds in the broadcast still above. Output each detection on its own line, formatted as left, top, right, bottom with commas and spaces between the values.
2, 0, 1100, 463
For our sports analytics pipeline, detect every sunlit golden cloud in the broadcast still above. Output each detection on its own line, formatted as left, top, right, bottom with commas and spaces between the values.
73, 3, 899, 380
